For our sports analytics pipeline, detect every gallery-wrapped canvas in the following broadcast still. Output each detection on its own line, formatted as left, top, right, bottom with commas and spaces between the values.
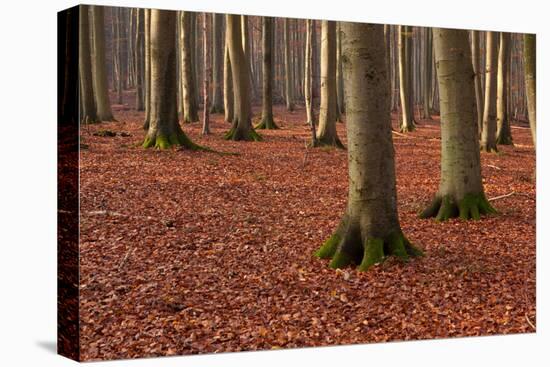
58, 4, 536, 362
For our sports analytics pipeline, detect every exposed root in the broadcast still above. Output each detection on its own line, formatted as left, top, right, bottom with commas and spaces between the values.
142, 129, 206, 151
496, 134, 514, 146
224, 127, 263, 142
255, 118, 279, 130
314, 220, 423, 271
419, 193, 497, 221
312, 136, 345, 149
480, 144, 498, 153
399, 122, 416, 133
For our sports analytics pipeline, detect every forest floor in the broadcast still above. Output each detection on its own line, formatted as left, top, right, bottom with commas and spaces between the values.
78, 92, 536, 361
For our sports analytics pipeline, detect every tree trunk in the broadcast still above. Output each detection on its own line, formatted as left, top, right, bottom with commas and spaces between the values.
315, 22, 422, 271
305, 19, 315, 130
480, 31, 498, 152
398, 25, 414, 132
283, 19, 295, 111
224, 14, 261, 141
142, 10, 201, 150
421, 27, 432, 120
143, 9, 151, 129
496, 32, 513, 145
257, 17, 278, 129
135, 8, 145, 111
79, 5, 98, 124
181, 12, 199, 122
471, 30, 483, 135
420, 28, 496, 221
223, 38, 234, 123
336, 22, 345, 121
114, 7, 124, 105
315, 20, 343, 148
210, 14, 224, 113
201, 13, 211, 135
523, 34, 536, 148
89, 6, 114, 121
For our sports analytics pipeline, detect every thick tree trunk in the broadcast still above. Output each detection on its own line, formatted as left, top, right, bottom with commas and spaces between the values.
79, 5, 98, 124
471, 30, 483, 136
223, 38, 234, 123
398, 25, 414, 132
315, 20, 343, 148
143, 9, 151, 129
420, 28, 496, 221
496, 32, 513, 145
202, 13, 211, 135
283, 19, 294, 111
523, 34, 536, 148
210, 14, 224, 113
135, 8, 145, 111
181, 12, 199, 122
256, 17, 278, 129
316, 22, 421, 271
224, 14, 261, 141
90, 6, 114, 121
480, 31, 498, 152
142, 10, 201, 150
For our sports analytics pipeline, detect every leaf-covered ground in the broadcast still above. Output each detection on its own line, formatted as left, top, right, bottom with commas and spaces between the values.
79, 94, 536, 361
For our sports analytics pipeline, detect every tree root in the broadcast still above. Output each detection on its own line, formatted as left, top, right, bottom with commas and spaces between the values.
142, 129, 206, 151
311, 135, 345, 149
419, 193, 497, 221
314, 220, 423, 271
255, 117, 279, 130
496, 134, 514, 146
480, 144, 498, 153
399, 122, 416, 133
224, 127, 263, 141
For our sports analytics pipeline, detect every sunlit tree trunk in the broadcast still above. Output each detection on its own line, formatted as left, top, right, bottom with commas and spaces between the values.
224, 14, 261, 141
79, 5, 98, 124
202, 13, 211, 135
181, 12, 199, 123
305, 19, 316, 130
315, 20, 343, 148
114, 7, 123, 105
420, 28, 496, 221
223, 38, 234, 123
256, 17, 278, 129
471, 30, 483, 135
210, 14, 224, 113
135, 8, 145, 111
143, 9, 151, 129
480, 31, 498, 152
336, 22, 345, 121
315, 21, 422, 271
523, 34, 536, 148
142, 10, 202, 150
421, 27, 432, 120
283, 19, 295, 111
496, 32, 513, 145
398, 25, 414, 132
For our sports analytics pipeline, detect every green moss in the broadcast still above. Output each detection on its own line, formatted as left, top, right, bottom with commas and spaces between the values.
314, 233, 341, 259
357, 238, 384, 271
225, 127, 263, 142
313, 136, 345, 149
255, 118, 279, 130
386, 231, 409, 260
436, 195, 457, 221
329, 251, 352, 269
419, 196, 442, 219
422, 192, 497, 221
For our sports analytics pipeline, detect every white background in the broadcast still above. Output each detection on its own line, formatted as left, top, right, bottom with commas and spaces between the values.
0, 0, 546, 365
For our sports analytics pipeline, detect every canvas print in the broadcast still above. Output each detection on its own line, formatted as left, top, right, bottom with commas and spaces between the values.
57, 4, 536, 362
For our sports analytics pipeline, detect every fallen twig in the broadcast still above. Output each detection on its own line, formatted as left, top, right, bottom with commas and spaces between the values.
486, 164, 501, 170
525, 314, 536, 331
488, 191, 516, 202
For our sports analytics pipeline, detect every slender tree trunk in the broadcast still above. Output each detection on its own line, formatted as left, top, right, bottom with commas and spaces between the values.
142, 10, 201, 150
224, 14, 261, 141
420, 28, 496, 221
496, 32, 513, 145
181, 12, 199, 122
210, 14, 224, 113
336, 22, 345, 121
283, 19, 294, 111
223, 38, 234, 123
315, 22, 421, 271
480, 31, 498, 152
135, 8, 145, 111
79, 5, 98, 123
114, 7, 123, 104
90, 6, 114, 121
421, 27, 432, 120
202, 13, 211, 135
471, 30, 483, 135
143, 9, 151, 129
257, 17, 278, 129
523, 34, 536, 148
315, 20, 343, 148
398, 25, 414, 132
305, 19, 315, 130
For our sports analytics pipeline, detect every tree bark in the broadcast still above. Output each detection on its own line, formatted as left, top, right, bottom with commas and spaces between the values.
223, 38, 234, 123
315, 21, 343, 148
114, 7, 124, 105
142, 10, 201, 150
315, 22, 421, 271
210, 14, 224, 113
523, 33, 536, 148
471, 30, 483, 136
283, 19, 295, 111
143, 9, 151, 129
202, 13, 211, 135
480, 31, 498, 152
398, 25, 414, 132
421, 27, 432, 120
336, 22, 345, 121
305, 19, 315, 130
224, 14, 261, 141
79, 5, 98, 124
496, 32, 512, 145
181, 12, 199, 122
135, 8, 145, 111
256, 17, 278, 129
420, 28, 496, 221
